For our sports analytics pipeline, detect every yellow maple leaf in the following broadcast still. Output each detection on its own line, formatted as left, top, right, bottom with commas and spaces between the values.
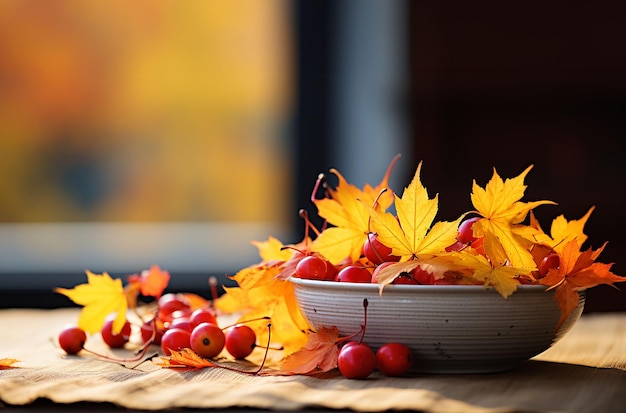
55, 271, 127, 334
470, 165, 555, 270
252, 236, 294, 262
311, 155, 399, 264
457, 252, 525, 298
545, 207, 594, 254
365, 163, 463, 287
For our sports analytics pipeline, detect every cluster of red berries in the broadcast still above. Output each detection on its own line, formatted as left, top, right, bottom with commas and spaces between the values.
58, 293, 265, 363
155, 293, 264, 359
294, 216, 561, 285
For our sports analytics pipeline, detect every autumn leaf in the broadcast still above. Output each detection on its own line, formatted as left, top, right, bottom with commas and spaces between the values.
55, 271, 127, 334
470, 165, 555, 270
311, 155, 400, 264
214, 251, 311, 355
138, 265, 171, 297
274, 327, 341, 375
532, 207, 595, 254
456, 252, 526, 298
125, 265, 171, 310
253, 236, 295, 262
0, 358, 20, 369
156, 348, 219, 369
366, 163, 463, 286
539, 239, 625, 328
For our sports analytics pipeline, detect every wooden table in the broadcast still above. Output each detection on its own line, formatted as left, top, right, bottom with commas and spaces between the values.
1, 308, 625, 413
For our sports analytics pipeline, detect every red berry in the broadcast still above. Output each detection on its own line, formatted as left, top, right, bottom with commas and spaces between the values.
189, 308, 218, 329
393, 273, 419, 285
325, 262, 339, 280
225, 325, 257, 359
538, 252, 560, 277
376, 342, 413, 376
158, 294, 191, 322
457, 217, 481, 244
337, 342, 377, 379
101, 319, 132, 348
58, 326, 87, 355
169, 316, 193, 332
140, 319, 165, 344
445, 240, 466, 252
190, 322, 225, 359
371, 261, 395, 283
161, 327, 191, 356
336, 265, 372, 283
411, 267, 435, 285
363, 233, 399, 264
295, 255, 333, 280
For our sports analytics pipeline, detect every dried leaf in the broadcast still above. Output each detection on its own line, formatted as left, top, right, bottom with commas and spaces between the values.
156, 348, 218, 369
55, 271, 127, 334
275, 327, 340, 375
0, 358, 20, 369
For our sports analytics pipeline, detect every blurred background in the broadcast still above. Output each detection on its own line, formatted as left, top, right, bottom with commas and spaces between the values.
1, 0, 624, 310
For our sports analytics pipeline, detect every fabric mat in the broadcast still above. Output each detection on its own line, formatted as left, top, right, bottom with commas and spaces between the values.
0, 308, 625, 412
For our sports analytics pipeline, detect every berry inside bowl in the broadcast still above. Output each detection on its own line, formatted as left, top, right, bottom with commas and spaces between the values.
290, 277, 584, 374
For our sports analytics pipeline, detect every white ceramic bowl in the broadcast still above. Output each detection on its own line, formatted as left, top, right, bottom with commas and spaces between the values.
290, 278, 584, 374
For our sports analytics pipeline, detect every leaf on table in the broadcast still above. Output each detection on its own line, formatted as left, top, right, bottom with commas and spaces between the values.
272, 327, 341, 375
214, 257, 311, 355
311, 155, 400, 264
366, 162, 462, 287
539, 239, 625, 328
470, 165, 555, 270
156, 348, 219, 369
0, 358, 20, 369
55, 271, 127, 335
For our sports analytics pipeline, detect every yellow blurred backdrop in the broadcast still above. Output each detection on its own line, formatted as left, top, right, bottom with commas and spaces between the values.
0, 0, 293, 225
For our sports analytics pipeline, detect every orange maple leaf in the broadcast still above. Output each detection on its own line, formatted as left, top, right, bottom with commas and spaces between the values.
157, 348, 219, 369
470, 165, 555, 270
0, 358, 20, 369
539, 239, 625, 328
125, 265, 171, 310
275, 327, 341, 375
311, 155, 400, 264
55, 271, 127, 334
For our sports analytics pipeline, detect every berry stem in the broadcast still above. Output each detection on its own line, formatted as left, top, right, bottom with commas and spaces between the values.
253, 323, 272, 375
299, 209, 321, 238
310, 173, 325, 203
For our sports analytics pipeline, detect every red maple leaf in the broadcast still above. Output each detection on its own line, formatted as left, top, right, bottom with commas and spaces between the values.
540, 240, 625, 328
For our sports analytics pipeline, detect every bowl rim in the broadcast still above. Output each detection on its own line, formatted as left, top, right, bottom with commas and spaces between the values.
289, 276, 550, 293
